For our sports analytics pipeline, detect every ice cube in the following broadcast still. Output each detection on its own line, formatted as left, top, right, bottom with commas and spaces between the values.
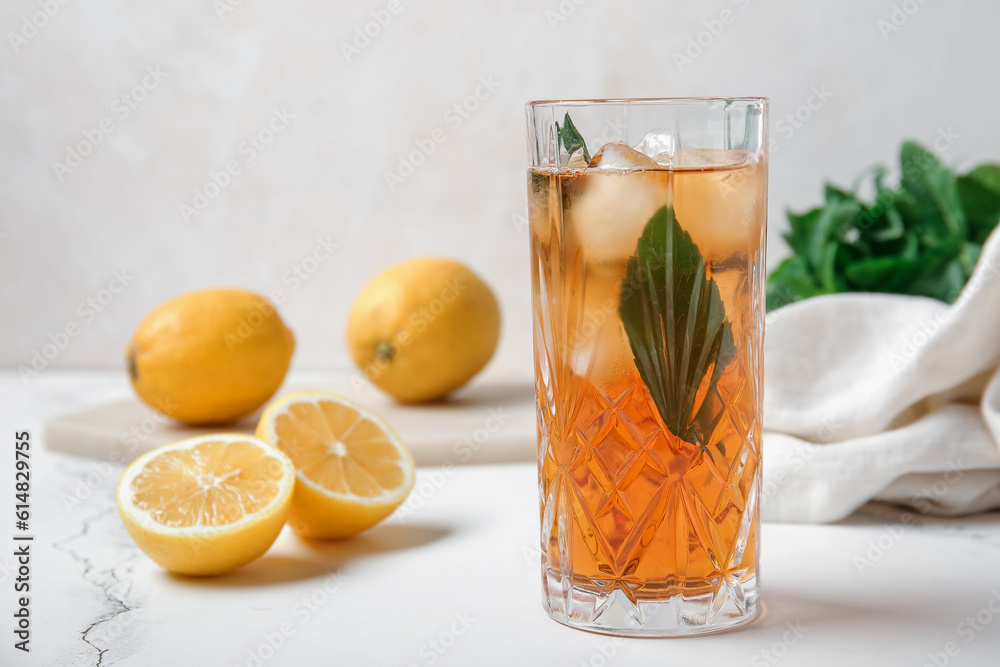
588, 142, 659, 170
568, 274, 632, 385
570, 321, 632, 386
570, 169, 669, 262
566, 150, 589, 169
673, 156, 763, 261
672, 148, 753, 169
633, 129, 677, 166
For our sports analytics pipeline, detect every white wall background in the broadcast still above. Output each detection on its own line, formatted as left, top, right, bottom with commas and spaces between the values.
2, 0, 998, 379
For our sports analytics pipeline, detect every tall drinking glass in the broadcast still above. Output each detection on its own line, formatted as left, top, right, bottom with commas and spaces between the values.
526, 98, 767, 636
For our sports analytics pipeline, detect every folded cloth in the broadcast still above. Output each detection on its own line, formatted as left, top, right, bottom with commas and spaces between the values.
762, 227, 1000, 522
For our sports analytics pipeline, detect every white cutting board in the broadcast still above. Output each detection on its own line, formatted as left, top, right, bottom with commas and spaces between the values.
43, 376, 538, 467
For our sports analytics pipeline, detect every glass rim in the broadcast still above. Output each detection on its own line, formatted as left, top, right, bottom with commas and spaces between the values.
526, 96, 768, 108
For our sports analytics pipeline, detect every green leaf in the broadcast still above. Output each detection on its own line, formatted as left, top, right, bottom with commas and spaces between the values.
809, 198, 862, 289
871, 206, 905, 242
824, 183, 853, 203
768, 141, 996, 309
619, 206, 734, 445
784, 207, 822, 257
898, 141, 966, 238
907, 255, 967, 303
555, 113, 590, 164
845, 256, 916, 291
766, 256, 831, 311
957, 164, 1000, 243
861, 167, 906, 242
899, 231, 920, 260
844, 235, 964, 300
959, 242, 982, 276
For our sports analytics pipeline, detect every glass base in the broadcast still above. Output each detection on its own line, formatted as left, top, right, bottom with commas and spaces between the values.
542, 568, 760, 637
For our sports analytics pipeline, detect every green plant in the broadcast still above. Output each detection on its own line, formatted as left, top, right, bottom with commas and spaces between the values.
767, 142, 1000, 311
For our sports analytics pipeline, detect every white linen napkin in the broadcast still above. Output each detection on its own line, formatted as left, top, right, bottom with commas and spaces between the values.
762, 227, 1000, 522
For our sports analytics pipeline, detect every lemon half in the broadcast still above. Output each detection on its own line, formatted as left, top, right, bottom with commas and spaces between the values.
116, 434, 295, 575
256, 391, 415, 539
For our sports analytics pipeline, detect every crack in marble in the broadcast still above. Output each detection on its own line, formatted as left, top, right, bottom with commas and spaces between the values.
52, 503, 142, 667
81, 621, 109, 667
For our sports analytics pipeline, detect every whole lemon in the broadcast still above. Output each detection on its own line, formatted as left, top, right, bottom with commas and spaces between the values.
127, 289, 295, 424
347, 258, 500, 402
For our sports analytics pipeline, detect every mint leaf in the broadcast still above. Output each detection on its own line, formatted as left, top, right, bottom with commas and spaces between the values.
957, 164, 1000, 243
898, 141, 966, 238
809, 198, 862, 290
555, 113, 590, 164
960, 241, 983, 275
619, 206, 735, 445
783, 208, 822, 257
868, 167, 906, 242
766, 255, 832, 311
845, 255, 917, 290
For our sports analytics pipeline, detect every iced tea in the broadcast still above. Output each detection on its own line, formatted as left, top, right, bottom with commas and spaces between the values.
527, 99, 767, 636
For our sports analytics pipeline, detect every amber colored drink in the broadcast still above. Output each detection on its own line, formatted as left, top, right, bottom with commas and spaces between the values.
527, 110, 767, 636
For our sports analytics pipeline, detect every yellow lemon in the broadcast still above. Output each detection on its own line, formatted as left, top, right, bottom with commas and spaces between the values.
116, 434, 295, 576
346, 258, 500, 402
127, 288, 295, 424
256, 391, 415, 539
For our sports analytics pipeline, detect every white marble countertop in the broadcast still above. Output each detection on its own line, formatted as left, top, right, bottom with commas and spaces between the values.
3, 371, 1000, 666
